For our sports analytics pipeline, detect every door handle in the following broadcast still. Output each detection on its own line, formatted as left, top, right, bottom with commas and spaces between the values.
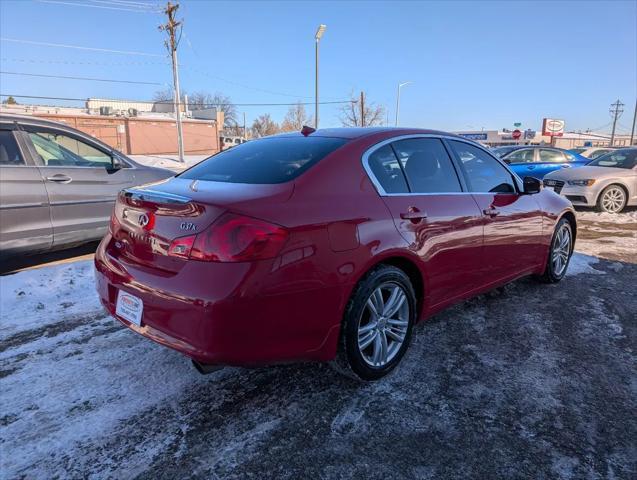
527, 165, 535, 170
46, 174, 72, 184
560, 164, 571, 168
483, 207, 501, 217
400, 207, 427, 223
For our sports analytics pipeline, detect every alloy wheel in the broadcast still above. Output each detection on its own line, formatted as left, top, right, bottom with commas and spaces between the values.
551, 224, 571, 277
601, 187, 625, 213
357, 282, 410, 367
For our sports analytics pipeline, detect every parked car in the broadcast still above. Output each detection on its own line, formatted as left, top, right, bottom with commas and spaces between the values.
497, 146, 590, 179
569, 146, 616, 159
95, 127, 576, 381
220, 136, 247, 150
0, 114, 174, 256
544, 147, 637, 213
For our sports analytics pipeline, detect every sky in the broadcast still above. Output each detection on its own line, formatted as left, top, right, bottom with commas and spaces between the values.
0, 0, 636, 133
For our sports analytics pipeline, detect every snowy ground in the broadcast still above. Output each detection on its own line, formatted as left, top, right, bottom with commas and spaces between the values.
1, 211, 636, 479
131, 155, 208, 172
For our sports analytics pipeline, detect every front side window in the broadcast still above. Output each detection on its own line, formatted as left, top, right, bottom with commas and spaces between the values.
506, 149, 535, 163
26, 129, 112, 167
539, 149, 566, 163
392, 138, 462, 193
180, 135, 347, 184
449, 141, 516, 193
0, 130, 24, 166
589, 149, 612, 159
367, 144, 409, 194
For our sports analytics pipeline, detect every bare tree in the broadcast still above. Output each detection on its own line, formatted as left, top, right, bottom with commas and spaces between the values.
280, 102, 313, 132
250, 114, 280, 138
189, 91, 238, 127
339, 92, 384, 127
152, 88, 184, 102
152, 89, 238, 128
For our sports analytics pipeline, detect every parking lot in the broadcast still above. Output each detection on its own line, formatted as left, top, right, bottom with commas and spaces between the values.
1, 209, 636, 479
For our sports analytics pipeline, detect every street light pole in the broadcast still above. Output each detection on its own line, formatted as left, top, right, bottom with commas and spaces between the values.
395, 81, 412, 126
314, 24, 326, 129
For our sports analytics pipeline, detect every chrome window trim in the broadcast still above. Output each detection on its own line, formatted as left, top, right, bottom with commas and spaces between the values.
361, 133, 522, 196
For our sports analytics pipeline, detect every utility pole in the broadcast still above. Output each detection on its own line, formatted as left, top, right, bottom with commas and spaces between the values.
609, 99, 624, 147
630, 99, 636, 145
360, 91, 365, 127
243, 112, 247, 139
160, 1, 185, 163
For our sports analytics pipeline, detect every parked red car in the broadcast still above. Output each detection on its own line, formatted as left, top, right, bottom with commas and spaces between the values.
95, 128, 576, 380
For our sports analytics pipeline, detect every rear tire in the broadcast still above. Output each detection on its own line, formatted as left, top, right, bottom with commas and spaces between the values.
596, 184, 627, 213
331, 265, 417, 381
538, 217, 573, 283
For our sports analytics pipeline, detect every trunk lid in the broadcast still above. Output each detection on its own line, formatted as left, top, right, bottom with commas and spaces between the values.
110, 177, 293, 272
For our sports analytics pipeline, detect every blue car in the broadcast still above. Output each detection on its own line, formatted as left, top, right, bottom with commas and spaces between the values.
492, 146, 590, 179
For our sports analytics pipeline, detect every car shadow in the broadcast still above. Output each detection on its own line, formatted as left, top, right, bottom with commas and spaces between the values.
0, 241, 100, 276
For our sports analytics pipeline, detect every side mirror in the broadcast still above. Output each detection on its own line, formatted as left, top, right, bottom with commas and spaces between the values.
106, 156, 123, 174
523, 176, 541, 194
502, 158, 512, 164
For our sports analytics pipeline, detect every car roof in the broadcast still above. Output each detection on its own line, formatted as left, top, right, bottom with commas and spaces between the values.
274, 127, 460, 140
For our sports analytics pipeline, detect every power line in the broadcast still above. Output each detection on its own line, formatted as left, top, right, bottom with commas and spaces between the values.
0, 93, 356, 107
1, 57, 171, 67
0, 37, 165, 57
0, 71, 166, 86
36, 0, 161, 13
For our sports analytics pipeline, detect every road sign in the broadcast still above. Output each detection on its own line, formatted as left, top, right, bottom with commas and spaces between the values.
512, 129, 522, 140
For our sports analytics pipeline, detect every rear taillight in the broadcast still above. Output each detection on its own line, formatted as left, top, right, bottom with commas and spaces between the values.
167, 213, 288, 263
109, 210, 120, 235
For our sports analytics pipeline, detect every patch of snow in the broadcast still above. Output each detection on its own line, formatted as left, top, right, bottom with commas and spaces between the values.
576, 209, 637, 224
566, 253, 606, 276
0, 260, 100, 337
131, 154, 208, 172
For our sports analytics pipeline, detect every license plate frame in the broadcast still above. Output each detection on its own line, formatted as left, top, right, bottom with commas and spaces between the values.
115, 290, 143, 326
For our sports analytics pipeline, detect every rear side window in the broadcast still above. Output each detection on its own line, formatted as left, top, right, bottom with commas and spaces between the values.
506, 149, 535, 163
539, 149, 566, 163
181, 136, 347, 184
392, 138, 462, 193
0, 130, 24, 165
367, 144, 409, 194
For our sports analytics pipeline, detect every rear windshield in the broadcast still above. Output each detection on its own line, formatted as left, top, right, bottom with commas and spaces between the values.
180, 136, 347, 184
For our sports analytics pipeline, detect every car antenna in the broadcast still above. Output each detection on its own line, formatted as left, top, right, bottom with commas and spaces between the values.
301, 125, 316, 137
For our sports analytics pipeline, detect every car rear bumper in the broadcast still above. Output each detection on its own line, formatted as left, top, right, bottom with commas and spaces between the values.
94, 235, 346, 366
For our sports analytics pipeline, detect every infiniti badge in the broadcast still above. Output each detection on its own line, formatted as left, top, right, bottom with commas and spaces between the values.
138, 214, 150, 227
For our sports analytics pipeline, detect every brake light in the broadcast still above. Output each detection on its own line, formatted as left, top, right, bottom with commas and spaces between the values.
167, 213, 288, 262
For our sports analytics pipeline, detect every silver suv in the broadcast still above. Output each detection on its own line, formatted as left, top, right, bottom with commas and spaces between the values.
0, 114, 174, 256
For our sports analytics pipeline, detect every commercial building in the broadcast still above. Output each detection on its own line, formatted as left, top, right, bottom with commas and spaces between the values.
0, 100, 224, 156
453, 129, 551, 146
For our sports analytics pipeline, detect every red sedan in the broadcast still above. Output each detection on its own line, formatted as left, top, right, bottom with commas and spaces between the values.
95, 128, 576, 381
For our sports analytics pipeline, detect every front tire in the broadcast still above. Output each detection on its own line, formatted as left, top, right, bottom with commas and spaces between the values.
539, 217, 573, 283
596, 184, 627, 213
332, 265, 417, 381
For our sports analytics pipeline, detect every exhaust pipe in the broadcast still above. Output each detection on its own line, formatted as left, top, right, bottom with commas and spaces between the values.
191, 359, 224, 375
